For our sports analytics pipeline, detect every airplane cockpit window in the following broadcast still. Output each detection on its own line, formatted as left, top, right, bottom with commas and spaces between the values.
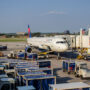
56, 41, 67, 44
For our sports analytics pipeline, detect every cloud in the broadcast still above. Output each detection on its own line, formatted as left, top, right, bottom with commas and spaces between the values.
41, 11, 66, 16
48, 11, 66, 15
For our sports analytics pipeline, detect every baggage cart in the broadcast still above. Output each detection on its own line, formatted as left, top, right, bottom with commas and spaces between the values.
23, 74, 56, 90
17, 86, 35, 90
62, 60, 75, 74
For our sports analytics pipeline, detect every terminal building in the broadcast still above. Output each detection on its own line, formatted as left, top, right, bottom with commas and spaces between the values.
55, 28, 90, 53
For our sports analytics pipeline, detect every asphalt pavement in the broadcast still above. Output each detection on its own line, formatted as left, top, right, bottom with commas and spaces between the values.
0, 42, 90, 85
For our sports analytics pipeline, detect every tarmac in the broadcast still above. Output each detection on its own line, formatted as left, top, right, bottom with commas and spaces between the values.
0, 42, 90, 85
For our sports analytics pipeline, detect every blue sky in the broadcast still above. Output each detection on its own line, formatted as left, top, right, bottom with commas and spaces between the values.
0, 0, 90, 33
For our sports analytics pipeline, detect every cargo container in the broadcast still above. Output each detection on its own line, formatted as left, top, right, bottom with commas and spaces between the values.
37, 60, 52, 68
1, 62, 10, 69
26, 53, 38, 60
17, 52, 38, 60
17, 52, 25, 59
23, 75, 56, 90
28, 68, 53, 75
38, 68, 53, 75
0, 65, 6, 70
62, 60, 75, 74
16, 71, 46, 85
0, 45, 7, 51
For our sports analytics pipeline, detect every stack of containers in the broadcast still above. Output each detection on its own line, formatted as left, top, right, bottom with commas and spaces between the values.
15, 60, 56, 90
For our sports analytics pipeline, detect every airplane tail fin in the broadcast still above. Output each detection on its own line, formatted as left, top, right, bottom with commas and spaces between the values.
28, 25, 31, 38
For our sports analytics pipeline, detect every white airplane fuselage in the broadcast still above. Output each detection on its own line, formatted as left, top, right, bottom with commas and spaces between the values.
27, 37, 68, 52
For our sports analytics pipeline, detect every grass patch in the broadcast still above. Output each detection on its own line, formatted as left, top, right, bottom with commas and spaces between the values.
0, 38, 27, 42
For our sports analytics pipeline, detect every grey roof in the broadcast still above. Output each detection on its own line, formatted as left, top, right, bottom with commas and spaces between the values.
49, 82, 90, 89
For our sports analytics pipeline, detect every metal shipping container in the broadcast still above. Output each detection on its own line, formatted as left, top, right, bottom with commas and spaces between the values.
62, 60, 75, 74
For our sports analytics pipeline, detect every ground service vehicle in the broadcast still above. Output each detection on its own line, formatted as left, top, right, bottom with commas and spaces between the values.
75, 61, 90, 79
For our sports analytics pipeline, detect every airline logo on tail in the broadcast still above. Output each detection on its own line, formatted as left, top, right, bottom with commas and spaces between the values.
28, 25, 31, 38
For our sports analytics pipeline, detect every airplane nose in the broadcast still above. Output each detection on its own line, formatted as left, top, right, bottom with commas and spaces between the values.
56, 44, 68, 52
65, 46, 68, 50
66, 44, 68, 49
63, 44, 68, 51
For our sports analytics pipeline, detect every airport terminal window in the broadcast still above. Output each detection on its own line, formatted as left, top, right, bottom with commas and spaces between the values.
80, 64, 87, 69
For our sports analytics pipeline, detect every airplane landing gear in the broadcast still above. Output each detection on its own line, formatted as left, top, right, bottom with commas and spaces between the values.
57, 53, 61, 59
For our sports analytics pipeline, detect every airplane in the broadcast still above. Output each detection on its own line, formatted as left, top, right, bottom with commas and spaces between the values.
27, 25, 69, 59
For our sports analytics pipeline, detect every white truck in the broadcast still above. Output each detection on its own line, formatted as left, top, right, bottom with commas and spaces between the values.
75, 61, 90, 79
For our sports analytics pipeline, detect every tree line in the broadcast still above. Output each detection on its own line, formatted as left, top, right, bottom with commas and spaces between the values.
0, 30, 80, 38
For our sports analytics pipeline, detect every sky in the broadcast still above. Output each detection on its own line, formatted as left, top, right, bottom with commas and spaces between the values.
0, 0, 90, 33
